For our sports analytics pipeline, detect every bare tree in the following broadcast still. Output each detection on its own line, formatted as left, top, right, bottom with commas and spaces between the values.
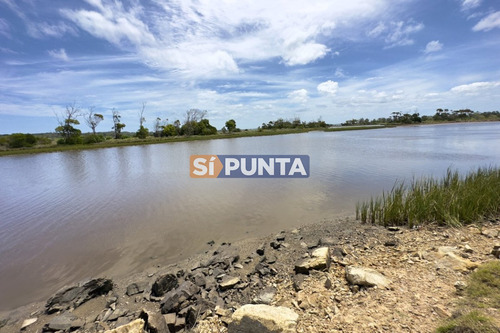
55, 102, 82, 144
84, 106, 104, 135
139, 102, 146, 128
112, 108, 126, 139
183, 109, 207, 136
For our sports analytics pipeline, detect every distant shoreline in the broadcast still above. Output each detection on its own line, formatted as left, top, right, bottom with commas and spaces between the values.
0, 125, 389, 157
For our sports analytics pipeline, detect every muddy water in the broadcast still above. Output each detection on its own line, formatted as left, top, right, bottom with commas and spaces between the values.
1, 122, 500, 310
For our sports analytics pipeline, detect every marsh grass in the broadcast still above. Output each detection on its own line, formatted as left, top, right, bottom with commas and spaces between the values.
356, 167, 500, 227
436, 311, 499, 333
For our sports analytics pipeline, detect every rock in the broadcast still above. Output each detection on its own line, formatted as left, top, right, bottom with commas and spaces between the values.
464, 244, 473, 253
163, 313, 176, 332
126, 281, 149, 296
276, 233, 286, 242
387, 226, 400, 232
160, 281, 200, 314
345, 266, 391, 288
384, 239, 398, 247
152, 274, 178, 297
454, 281, 467, 294
481, 229, 499, 238
185, 307, 198, 330
104, 319, 145, 333
492, 244, 500, 258
292, 274, 306, 291
20, 318, 37, 330
45, 278, 113, 314
140, 309, 170, 333
256, 243, 266, 256
433, 305, 451, 318
107, 308, 129, 321
320, 237, 336, 246
219, 276, 241, 290
46, 314, 84, 331
192, 273, 207, 287
253, 287, 276, 305
270, 241, 281, 250
294, 247, 331, 274
436, 252, 479, 272
229, 304, 298, 333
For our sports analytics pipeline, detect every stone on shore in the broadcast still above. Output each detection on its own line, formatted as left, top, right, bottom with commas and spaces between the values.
229, 304, 298, 333
126, 281, 149, 296
46, 314, 84, 331
140, 309, 170, 333
345, 266, 391, 288
151, 274, 178, 297
219, 276, 241, 290
294, 247, 331, 274
45, 278, 113, 314
435, 246, 479, 272
492, 244, 500, 258
104, 319, 145, 333
20, 318, 37, 330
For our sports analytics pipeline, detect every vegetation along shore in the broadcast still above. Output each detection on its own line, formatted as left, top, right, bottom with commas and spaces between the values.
1, 107, 499, 157
1, 168, 499, 332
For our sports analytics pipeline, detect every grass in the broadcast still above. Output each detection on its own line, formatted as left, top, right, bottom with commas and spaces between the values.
436, 261, 500, 333
323, 125, 393, 132
0, 125, 390, 157
356, 167, 500, 227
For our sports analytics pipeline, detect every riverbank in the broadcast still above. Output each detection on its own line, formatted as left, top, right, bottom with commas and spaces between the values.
0, 125, 390, 157
1, 216, 498, 333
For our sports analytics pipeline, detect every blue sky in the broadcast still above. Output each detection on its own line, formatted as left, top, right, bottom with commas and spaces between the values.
0, 0, 499, 134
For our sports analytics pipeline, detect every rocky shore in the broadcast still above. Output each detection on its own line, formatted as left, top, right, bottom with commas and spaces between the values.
1, 217, 499, 333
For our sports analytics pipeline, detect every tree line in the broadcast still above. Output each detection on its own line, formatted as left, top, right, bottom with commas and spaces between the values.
341, 109, 500, 126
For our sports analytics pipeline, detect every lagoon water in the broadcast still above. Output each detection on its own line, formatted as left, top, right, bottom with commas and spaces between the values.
1, 122, 500, 310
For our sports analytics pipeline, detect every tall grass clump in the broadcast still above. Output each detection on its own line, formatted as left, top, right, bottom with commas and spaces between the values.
356, 167, 500, 227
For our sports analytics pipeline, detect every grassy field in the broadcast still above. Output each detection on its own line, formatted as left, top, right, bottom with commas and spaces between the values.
356, 167, 500, 227
0, 125, 390, 156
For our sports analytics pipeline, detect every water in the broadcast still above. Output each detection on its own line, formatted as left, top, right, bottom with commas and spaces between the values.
1, 122, 500, 310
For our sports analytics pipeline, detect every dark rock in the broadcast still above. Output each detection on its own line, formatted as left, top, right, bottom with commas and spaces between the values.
256, 243, 265, 256
107, 308, 129, 321
152, 274, 178, 297
255, 263, 271, 277
207, 240, 215, 246
384, 239, 398, 247
492, 244, 500, 258
174, 316, 185, 332
307, 239, 320, 249
292, 274, 306, 291
140, 309, 170, 333
126, 281, 149, 296
331, 247, 344, 260
275, 233, 286, 242
185, 307, 198, 330
160, 281, 200, 314
270, 241, 281, 250
45, 278, 113, 314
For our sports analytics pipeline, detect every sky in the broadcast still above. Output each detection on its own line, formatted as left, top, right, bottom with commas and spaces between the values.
0, 0, 499, 134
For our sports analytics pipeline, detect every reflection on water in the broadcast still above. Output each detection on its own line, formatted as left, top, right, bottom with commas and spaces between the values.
1, 122, 500, 310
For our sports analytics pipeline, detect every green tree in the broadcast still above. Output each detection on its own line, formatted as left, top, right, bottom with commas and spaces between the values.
55, 103, 82, 144
8, 133, 37, 148
162, 124, 177, 137
112, 109, 126, 139
225, 119, 236, 132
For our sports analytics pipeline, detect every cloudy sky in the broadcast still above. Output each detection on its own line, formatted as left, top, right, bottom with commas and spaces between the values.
0, 0, 499, 134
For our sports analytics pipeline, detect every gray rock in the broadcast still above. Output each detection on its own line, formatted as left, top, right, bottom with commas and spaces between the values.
140, 309, 170, 333
45, 278, 113, 314
152, 274, 178, 297
320, 237, 336, 246
219, 276, 241, 290
126, 281, 149, 296
292, 274, 306, 291
345, 266, 391, 288
107, 308, 129, 322
294, 247, 331, 274
160, 281, 200, 314
229, 304, 298, 333
47, 314, 84, 331
256, 243, 265, 256
163, 313, 176, 332
253, 287, 276, 305
192, 272, 207, 287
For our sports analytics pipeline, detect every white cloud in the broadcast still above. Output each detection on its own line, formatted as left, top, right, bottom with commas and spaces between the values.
461, 0, 481, 11
384, 21, 424, 48
288, 89, 309, 103
317, 80, 339, 95
48, 48, 69, 61
27, 22, 77, 39
424, 40, 443, 53
59, 0, 395, 77
450, 81, 500, 94
473, 11, 500, 31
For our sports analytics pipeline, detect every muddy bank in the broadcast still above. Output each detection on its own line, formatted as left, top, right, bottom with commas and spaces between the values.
1, 217, 499, 332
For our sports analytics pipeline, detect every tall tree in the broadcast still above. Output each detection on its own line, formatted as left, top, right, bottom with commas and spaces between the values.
84, 106, 104, 135
136, 102, 149, 139
55, 103, 82, 144
112, 109, 126, 139
225, 119, 236, 132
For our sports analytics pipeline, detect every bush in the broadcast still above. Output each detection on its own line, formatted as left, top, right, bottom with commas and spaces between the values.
136, 126, 149, 139
8, 133, 37, 148
83, 134, 105, 144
